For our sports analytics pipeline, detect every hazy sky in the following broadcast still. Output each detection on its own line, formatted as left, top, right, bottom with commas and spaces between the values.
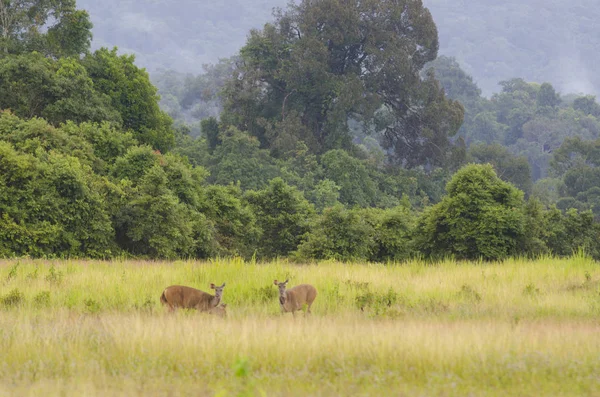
77, 0, 600, 96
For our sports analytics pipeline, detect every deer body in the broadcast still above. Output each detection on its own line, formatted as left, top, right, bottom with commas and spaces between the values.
274, 279, 317, 317
208, 303, 228, 318
160, 283, 225, 313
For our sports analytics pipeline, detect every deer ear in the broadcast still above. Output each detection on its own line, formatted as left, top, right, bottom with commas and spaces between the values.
221, 282, 226, 288
210, 283, 215, 289
273, 280, 279, 285
284, 279, 289, 284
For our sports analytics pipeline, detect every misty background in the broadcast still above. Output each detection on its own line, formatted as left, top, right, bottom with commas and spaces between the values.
77, 0, 600, 97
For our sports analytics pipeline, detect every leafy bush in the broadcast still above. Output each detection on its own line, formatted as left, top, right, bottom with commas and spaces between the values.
415, 164, 526, 261
1, 289, 24, 308
295, 205, 375, 262
246, 178, 314, 258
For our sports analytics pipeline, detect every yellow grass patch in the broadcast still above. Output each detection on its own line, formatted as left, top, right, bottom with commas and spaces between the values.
1, 257, 599, 396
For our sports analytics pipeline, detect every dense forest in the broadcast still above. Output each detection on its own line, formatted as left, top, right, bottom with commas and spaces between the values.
0, 0, 599, 262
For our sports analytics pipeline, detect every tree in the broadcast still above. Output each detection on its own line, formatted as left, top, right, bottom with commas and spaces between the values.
0, 0, 91, 57
415, 164, 526, 261
114, 165, 212, 258
425, 56, 489, 143
492, 78, 537, 145
536, 82, 560, 110
542, 208, 600, 259
208, 126, 280, 190
468, 143, 532, 194
0, 124, 116, 258
320, 149, 376, 207
201, 116, 220, 154
222, 0, 463, 167
573, 95, 600, 118
295, 205, 376, 262
199, 184, 261, 258
245, 178, 314, 258
0, 53, 121, 125
82, 47, 174, 152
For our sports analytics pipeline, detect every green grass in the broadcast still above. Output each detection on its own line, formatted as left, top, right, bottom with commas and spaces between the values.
1, 256, 600, 396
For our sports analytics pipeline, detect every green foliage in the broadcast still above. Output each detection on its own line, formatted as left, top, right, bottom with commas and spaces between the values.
296, 205, 415, 263
222, 0, 463, 167
60, 121, 137, 171
81, 48, 174, 152
0, 53, 121, 126
0, 288, 24, 308
112, 145, 160, 182
415, 164, 526, 261
320, 150, 376, 207
200, 184, 261, 258
0, 119, 116, 258
208, 127, 280, 190
114, 165, 213, 259
201, 117, 220, 153
245, 178, 314, 258
542, 208, 600, 259
468, 143, 532, 194
2, 0, 600, 262
308, 179, 340, 212
0, 0, 92, 57
368, 206, 415, 263
296, 205, 376, 262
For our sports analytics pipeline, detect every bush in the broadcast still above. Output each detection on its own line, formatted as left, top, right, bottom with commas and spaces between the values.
1, 289, 24, 308
295, 205, 376, 262
246, 178, 314, 258
415, 164, 526, 261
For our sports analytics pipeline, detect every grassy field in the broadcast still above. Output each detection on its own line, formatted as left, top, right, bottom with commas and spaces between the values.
1, 256, 600, 396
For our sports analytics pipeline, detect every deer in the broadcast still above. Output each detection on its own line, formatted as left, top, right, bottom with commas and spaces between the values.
160, 283, 226, 313
273, 279, 317, 317
208, 303, 227, 318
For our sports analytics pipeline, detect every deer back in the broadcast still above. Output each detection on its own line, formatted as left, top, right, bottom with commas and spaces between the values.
163, 285, 215, 310
286, 284, 317, 310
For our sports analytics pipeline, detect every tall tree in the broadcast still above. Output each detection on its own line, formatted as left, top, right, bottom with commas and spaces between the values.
222, 0, 463, 167
0, 0, 92, 57
82, 48, 174, 152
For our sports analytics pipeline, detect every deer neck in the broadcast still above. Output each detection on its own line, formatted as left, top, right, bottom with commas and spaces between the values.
210, 294, 221, 307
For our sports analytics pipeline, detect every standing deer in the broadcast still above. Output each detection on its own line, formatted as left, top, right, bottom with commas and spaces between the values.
160, 283, 226, 313
274, 279, 317, 317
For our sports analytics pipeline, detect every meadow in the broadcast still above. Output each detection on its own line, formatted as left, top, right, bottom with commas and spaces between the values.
1, 256, 600, 396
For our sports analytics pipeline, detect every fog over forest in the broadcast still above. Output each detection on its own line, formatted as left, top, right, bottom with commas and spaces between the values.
77, 0, 600, 96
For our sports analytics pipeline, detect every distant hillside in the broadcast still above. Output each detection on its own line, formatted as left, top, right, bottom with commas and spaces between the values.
77, 0, 600, 96
427, 0, 600, 95
77, 0, 286, 73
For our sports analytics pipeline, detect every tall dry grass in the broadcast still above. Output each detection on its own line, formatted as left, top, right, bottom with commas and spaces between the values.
1, 256, 599, 396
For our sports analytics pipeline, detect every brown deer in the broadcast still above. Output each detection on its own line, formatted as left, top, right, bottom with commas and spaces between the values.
208, 303, 227, 318
274, 279, 317, 317
160, 283, 226, 313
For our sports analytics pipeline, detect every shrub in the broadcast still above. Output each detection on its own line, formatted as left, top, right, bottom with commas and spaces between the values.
415, 164, 526, 261
1, 289, 24, 308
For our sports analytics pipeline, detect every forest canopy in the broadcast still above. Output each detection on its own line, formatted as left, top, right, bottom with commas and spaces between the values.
0, 0, 599, 261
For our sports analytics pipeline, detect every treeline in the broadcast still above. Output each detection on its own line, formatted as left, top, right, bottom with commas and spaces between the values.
1, 116, 597, 262
1, 0, 599, 262
428, 56, 600, 218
